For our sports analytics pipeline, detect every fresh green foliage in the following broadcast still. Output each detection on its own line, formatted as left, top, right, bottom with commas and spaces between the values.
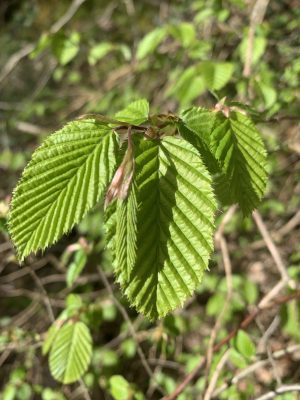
49, 321, 92, 384
9, 120, 119, 261
181, 106, 268, 214
9, 99, 268, 322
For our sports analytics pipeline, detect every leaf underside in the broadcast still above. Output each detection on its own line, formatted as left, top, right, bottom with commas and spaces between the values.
107, 136, 216, 320
9, 119, 118, 261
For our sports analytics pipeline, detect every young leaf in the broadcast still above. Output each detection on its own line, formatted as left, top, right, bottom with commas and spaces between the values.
49, 321, 92, 384
136, 27, 167, 60
234, 330, 256, 359
107, 136, 216, 320
9, 120, 119, 261
115, 99, 149, 125
199, 61, 234, 90
109, 375, 133, 400
66, 248, 87, 288
182, 108, 268, 214
211, 111, 268, 214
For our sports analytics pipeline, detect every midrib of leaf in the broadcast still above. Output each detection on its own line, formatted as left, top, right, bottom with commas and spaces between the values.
116, 136, 216, 319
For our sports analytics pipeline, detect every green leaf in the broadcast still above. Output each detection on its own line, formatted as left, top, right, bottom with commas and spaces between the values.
107, 136, 216, 319
52, 32, 80, 66
115, 99, 149, 125
9, 120, 119, 261
182, 108, 268, 214
168, 66, 206, 106
88, 42, 114, 65
136, 27, 167, 60
169, 22, 196, 48
109, 375, 133, 400
66, 249, 87, 287
234, 330, 256, 359
239, 34, 267, 66
199, 61, 234, 90
115, 183, 138, 284
211, 111, 268, 214
49, 321, 92, 384
229, 348, 248, 369
43, 322, 62, 356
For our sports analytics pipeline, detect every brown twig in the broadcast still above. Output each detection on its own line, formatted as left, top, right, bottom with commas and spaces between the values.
252, 210, 294, 288
203, 206, 236, 391
254, 384, 300, 400
212, 344, 300, 398
161, 286, 300, 400
243, 0, 270, 77
203, 350, 230, 400
97, 266, 165, 397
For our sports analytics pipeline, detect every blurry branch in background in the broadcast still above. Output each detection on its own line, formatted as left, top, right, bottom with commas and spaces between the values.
203, 206, 236, 394
254, 385, 300, 400
212, 344, 300, 398
162, 288, 300, 400
49, 0, 87, 35
162, 204, 300, 400
252, 210, 295, 288
243, 0, 270, 78
0, 0, 87, 86
97, 266, 166, 397
15, 121, 47, 136
204, 350, 230, 400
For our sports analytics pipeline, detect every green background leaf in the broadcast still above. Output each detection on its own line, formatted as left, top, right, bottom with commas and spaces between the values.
49, 321, 92, 384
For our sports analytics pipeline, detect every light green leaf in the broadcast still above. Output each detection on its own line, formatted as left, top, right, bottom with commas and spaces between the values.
211, 111, 268, 214
234, 330, 256, 359
43, 323, 62, 356
107, 136, 216, 319
109, 375, 133, 400
168, 66, 206, 106
115, 183, 138, 284
229, 348, 248, 369
182, 108, 268, 214
239, 34, 267, 65
88, 42, 114, 65
49, 321, 92, 384
115, 99, 149, 125
199, 61, 234, 90
169, 22, 196, 48
66, 249, 87, 287
136, 27, 167, 60
9, 120, 119, 261
52, 32, 80, 66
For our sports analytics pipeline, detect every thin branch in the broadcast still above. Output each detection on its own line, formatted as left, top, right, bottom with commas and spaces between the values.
204, 207, 235, 390
203, 350, 229, 400
161, 283, 300, 400
212, 344, 300, 398
254, 385, 300, 400
0, 0, 87, 85
252, 210, 294, 288
97, 266, 165, 397
243, 0, 270, 77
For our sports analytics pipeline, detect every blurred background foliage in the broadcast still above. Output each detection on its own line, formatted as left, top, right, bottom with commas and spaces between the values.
0, 0, 300, 399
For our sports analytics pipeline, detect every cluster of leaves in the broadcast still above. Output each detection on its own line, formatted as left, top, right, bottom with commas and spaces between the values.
8, 99, 268, 322
8, 97, 268, 362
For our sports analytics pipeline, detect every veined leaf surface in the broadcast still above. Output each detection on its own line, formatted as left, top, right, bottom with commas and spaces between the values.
115, 99, 149, 125
9, 119, 119, 261
49, 321, 92, 384
182, 108, 268, 214
107, 136, 216, 320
